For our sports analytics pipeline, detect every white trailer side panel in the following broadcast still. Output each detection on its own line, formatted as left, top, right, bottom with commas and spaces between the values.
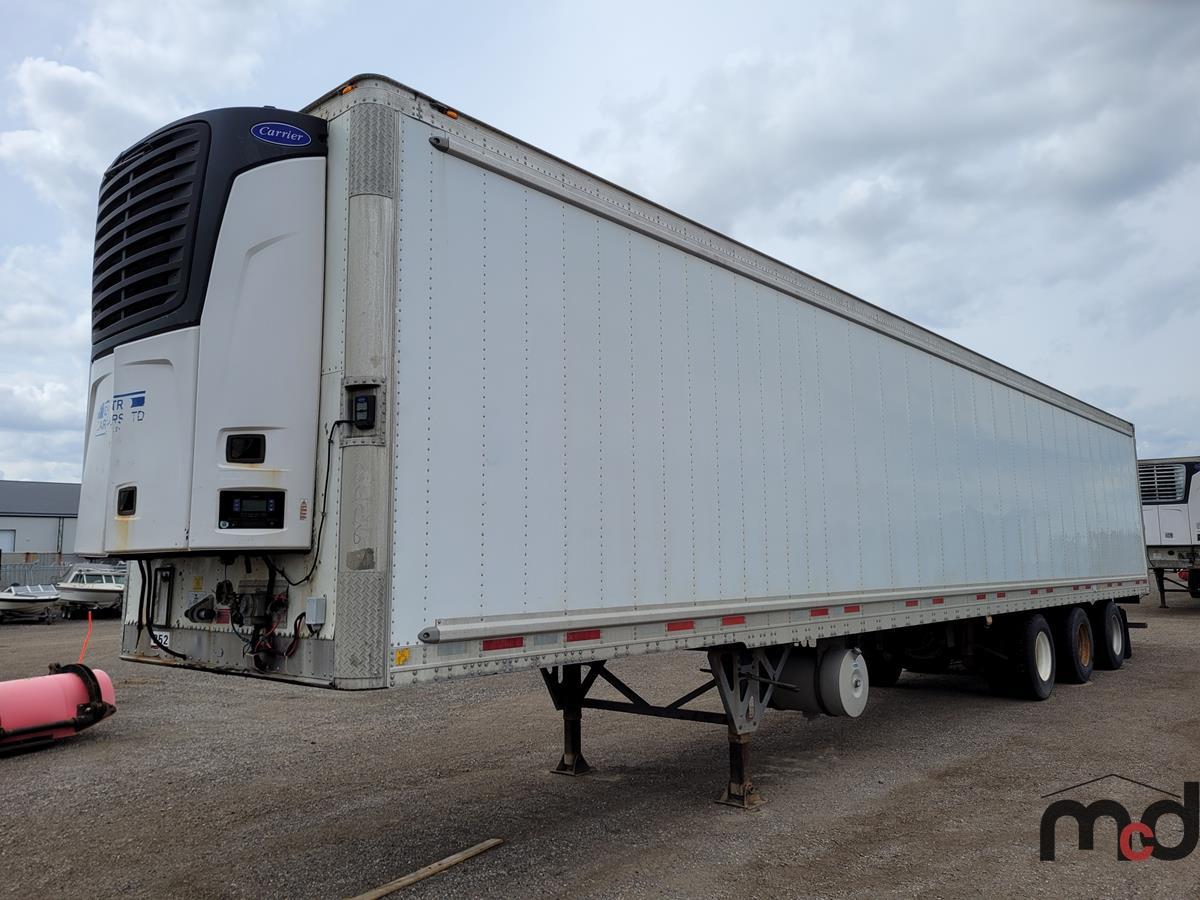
388, 110, 1145, 649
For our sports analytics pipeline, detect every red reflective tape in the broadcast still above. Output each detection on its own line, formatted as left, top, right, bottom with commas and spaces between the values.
721, 615, 746, 626
1085, 584, 1092, 589
565, 629, 601, 643
1072, 585, 1080, 591
810, 607, 829, 617
666, 620, 694, 632
905, 599, 919, 608
1046, 587, 1055, 593
932, 597, 945, 605
843, 604, 861, 614
482, 636, 524, 651
997, 591, 1006, 598
1030, 589, 1039, 595
975, 593, 987, 600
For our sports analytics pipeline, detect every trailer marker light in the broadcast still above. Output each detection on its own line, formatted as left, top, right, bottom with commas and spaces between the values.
721, 615, 746, 626
933, 597, 945, 605
666, 620, 694, 632
904, 599, 919, 608
340, 84, 355, 95
482, 636, 524, 651
810, 607, 829, 617
565, 629, 601, 642
843, 604, 861, 614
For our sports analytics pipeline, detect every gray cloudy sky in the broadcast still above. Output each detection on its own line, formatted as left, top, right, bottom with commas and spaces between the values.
0, 0, 1197, 481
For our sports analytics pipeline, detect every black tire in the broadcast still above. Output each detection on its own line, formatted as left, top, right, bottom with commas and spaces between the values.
1092, 601, 1125, 670
1010, 613, 1056, 701
1053, 606, 1094, 684
866, 651, 903, 687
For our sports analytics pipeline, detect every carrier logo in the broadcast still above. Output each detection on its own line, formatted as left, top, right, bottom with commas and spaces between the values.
1040, 775, 1198, 861
250, 121, 311, 147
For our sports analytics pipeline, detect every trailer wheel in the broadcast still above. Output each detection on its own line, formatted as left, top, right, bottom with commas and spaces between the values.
1054, 606, 1094, 684
1011, 613, 1056, 701
1091, 601, 1125, 671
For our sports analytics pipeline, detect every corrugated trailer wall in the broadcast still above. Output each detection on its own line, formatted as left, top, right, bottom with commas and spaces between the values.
389, 110, 1144, 647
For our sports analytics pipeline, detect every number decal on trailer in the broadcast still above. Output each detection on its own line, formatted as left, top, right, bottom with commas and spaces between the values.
151, 629, 170, 648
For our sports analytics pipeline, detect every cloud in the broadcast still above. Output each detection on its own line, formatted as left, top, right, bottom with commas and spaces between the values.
573, 2, 1200, 458
0, 1, 330, 221
0, 233, 91, 479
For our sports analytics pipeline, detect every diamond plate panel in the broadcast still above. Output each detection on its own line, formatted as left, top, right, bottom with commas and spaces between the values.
348, 103, 396, 198
333, 569, 388, 686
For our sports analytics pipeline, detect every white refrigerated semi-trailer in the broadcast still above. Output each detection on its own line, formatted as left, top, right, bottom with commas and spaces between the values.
77, 75, 1148, 804
1139, 456, 1200, 604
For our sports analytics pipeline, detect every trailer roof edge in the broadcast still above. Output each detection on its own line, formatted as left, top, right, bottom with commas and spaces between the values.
305, 74, 1134, 437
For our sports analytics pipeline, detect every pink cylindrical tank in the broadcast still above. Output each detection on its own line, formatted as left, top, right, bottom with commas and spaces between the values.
0, 665, 116, 750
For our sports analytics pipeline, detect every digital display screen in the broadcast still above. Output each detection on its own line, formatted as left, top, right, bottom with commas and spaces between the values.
219, 490, 284, 529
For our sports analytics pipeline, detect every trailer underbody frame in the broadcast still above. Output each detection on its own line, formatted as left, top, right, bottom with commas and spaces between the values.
541, 645, 794, 808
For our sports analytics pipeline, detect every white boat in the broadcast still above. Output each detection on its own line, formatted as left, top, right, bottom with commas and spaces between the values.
56, 564, 126, 616
0, 584, 60, 622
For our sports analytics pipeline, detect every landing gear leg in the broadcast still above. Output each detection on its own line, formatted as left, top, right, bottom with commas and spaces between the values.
709, 646, 789, 809
1154, 567, 1167, 609
541, 663, 595, 776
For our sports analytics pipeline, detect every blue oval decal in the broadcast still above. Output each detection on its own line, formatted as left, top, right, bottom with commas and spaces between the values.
250, 121, 312, 147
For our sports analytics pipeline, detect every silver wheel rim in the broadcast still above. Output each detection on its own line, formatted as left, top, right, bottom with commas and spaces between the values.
1111, 615, 1123, 657
1035, 630, 1053, 682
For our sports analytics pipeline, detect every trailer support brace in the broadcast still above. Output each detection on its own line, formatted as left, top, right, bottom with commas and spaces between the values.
539, 645, 790, 809
1153, 566, 1199, 608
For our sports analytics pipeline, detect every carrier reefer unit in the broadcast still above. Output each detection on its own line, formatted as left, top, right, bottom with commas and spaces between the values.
78, 76, 1148, 804
1139, 456, 1200, 603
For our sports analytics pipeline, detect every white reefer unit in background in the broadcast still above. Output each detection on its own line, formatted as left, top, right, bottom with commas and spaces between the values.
76, 111, 327, 555
84, 75, 1150, 805
1139, 457, 1200, 598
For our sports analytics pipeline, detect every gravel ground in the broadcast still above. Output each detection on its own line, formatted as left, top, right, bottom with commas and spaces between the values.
2, 586, 1198, 899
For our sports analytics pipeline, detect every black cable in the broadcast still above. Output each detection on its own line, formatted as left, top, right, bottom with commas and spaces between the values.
142, 559, 187, 660
228, 614, 256, 655
267, 418, 350, 586
134, 556, 147, 644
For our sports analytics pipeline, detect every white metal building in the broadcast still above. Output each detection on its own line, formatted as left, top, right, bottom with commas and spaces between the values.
0, 480, 80, 558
